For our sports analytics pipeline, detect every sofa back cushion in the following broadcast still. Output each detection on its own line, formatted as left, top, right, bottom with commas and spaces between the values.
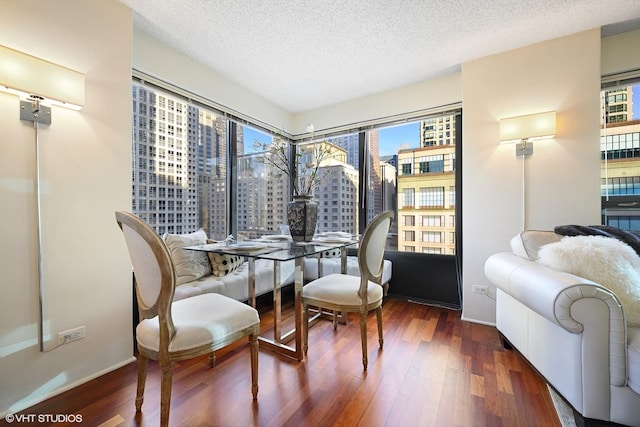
510, 230, 561, 260
163, 229, 212, 285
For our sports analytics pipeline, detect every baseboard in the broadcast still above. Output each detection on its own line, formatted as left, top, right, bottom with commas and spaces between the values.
459, 314, 496, 327
1, 356, 136, 420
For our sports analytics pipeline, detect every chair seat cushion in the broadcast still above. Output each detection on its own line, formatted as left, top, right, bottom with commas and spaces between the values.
303, 256, 392, 284
137, 293, 259, 353
302, 273, 383, 306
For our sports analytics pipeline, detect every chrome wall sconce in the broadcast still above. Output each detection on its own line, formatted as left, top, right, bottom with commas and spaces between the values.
0, 45, 85, 352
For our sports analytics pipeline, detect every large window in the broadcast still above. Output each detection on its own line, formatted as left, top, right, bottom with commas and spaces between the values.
237, 126, 289, 239
131, 78, 461, 256
387, 115, 459, 255
601, 82, 640, 230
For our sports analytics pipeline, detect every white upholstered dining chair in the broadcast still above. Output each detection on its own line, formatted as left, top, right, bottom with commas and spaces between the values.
302, 210, 394, 370
115, 211, 260, 427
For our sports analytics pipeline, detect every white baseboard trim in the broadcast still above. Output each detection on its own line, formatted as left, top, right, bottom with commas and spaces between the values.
1, 356, 136, 420
460, 315, 496, 327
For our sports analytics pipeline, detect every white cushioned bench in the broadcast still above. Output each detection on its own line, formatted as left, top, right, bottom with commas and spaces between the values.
164, 229, 392, 303
173, 259, 295, 302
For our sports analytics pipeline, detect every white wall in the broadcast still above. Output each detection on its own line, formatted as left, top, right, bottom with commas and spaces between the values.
0, 0, 134, 416
291, 72, 462, 135
460, 29, 602, 324
133, 30, 293, 134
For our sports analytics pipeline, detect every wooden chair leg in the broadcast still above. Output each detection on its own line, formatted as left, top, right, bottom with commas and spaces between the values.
360, 312, 368, 370
249, 334, 259, 399
135, 354, 148, 412
376, 306, 384, 348
159, 360, 173, 427
303, 303, 309, 356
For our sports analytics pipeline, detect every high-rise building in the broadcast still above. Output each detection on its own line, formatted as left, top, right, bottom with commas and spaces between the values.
396, 116, 457, 254
329, 131, 384, 223
132, 84, 199, 235
602, 87, 634, 123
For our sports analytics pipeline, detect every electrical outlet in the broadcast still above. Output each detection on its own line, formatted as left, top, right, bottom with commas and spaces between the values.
472, 285, 488, 295
57, 326, 85, 345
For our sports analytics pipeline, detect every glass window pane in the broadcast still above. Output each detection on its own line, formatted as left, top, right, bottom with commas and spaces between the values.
377, 116, 457, 254
237, 127, 290, 239
601, 83, 640, 231
316, 133, 359, 234
132, 83, 225, 236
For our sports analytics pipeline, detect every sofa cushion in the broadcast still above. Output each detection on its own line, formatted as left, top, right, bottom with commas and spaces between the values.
208, 252, 244, 277
629, 326, 640, 394
173, 259, 295, 302
537, 235, 640, 326
163, 229, 212, 285
510, 230, 561, 260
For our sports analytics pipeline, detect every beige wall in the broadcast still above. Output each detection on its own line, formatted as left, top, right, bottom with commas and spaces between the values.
0, 0, 133, 416
461, 30, 603, 323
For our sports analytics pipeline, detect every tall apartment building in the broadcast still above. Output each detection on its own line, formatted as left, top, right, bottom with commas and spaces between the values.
132, 84, 199, 235
236, 151, 289, 239
329, 131, 383, 223
603, 87, 634, 123
314, 160, 359, 234
396, 116, 457, 254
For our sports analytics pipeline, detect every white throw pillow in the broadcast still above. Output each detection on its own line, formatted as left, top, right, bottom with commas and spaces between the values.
163, 229, 212, 285
537, 235, 640, 326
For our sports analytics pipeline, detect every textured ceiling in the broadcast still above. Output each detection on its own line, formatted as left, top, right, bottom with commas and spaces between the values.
122, 0, 640, 113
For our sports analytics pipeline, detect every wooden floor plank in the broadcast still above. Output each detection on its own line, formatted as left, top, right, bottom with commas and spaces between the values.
0, 298, 560, 427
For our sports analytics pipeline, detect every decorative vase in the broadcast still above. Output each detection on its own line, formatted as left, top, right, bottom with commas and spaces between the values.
287, 195, 318, 242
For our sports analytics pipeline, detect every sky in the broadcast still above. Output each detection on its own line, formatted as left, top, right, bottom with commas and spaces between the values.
377, 122, 420, 156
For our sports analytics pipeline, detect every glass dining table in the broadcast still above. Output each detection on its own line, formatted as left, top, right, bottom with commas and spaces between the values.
186, 235, 358, 361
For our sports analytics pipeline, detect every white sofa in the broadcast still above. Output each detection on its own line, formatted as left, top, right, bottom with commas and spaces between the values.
484, 230, 640, 427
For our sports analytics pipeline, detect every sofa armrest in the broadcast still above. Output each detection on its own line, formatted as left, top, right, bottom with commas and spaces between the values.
485, 252, 627, 386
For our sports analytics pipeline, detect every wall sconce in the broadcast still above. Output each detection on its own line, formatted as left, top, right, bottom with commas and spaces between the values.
0, 45, 84, 114
499, 111, 556, 156
0, 45, 85, 352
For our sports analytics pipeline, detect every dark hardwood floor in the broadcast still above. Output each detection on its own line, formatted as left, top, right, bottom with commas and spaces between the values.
2, 297, 560, 427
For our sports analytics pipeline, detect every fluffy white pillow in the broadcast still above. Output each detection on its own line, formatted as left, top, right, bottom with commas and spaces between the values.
537, 235, 640, 326
163, 229, 212, 285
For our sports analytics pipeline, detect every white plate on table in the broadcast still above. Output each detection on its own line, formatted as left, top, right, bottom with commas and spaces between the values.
226, 242, 268, 252
314, 236, 353, 244
260, 234, 290, 241
319, 232, 352, 238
